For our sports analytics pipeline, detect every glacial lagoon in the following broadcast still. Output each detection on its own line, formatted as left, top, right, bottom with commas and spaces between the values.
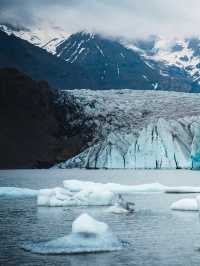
1, 169, 200, 266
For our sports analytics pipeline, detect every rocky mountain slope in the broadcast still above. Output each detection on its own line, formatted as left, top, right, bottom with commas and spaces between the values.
0, 23, 68, 53
0, 69, 94, 168
0, 30, 94, 90
131, 36, 200, 92
53, 32, 197, 91
55, 89, 200, 169
1, 23, 198, 92
1, 68, 200, 169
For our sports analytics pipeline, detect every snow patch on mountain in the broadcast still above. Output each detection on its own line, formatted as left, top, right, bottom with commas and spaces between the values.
0, 23, 69, 54
131, 36, 200, 85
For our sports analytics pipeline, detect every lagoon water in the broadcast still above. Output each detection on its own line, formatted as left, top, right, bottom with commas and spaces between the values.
1, 169, 200, 266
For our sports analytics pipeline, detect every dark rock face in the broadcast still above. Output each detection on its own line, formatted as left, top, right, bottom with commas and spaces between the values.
0, 68, 93, 169
55, 32, 197, 92
0, 30, 94, 90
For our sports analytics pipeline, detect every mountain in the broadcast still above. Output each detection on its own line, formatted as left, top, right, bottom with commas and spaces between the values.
54, 89, 200, 169
0, 23, 68, 54
0, 30, 94, 89
1, 68, 200, 169
53, 31, 197, 91
131, 36, 200, 92
0, 68, 94, 168
1, 23, 198, 92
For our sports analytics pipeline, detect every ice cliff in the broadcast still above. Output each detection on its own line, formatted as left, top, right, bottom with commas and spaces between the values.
55, 90, 200, 169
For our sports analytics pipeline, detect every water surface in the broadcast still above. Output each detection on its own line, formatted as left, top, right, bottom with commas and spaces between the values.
0, 169, 200, 266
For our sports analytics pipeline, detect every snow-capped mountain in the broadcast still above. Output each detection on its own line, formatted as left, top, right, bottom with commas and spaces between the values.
0, 30, 94, 89
0, 23, 68, 54
1, 23, 200, 92
131, 36, 200, 91
52, 31, 197, 91
55, 89, 200, 169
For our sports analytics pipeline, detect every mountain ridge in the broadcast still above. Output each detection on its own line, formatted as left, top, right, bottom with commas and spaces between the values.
1, 24, 200, 92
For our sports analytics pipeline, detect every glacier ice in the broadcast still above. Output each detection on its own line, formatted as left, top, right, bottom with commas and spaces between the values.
54, 89, 200, 169
171, 198, 198, 211
22, 213, 122, 254
37, 186, 115, 207
0, 187, 38, 197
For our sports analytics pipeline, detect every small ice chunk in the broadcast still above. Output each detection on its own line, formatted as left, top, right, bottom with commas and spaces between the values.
72, 213, 108, 235
0, 187, 38, 197
22, 213, 122, 254
106, 204, 129, 214
171, 198, 198, 211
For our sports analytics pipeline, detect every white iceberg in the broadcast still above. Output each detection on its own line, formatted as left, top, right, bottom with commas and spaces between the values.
22, 213, 122, 254
106, 204, 129, 214
63, 180, 200, 195
37, 187, 115, 207
63, 180, 166, 194
170, 198, 198, 211
0, 187, 38, 197
72, 213, 109, 234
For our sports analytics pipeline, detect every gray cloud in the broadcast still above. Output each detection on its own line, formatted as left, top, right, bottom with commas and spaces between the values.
0, 0, 200, 39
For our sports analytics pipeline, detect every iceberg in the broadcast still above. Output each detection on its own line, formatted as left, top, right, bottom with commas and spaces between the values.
63, 180, 200, 195
0, 187, 38, 197
170, 198, 198, 211
37, 187, 115, 207
72, 213, 109, 234
106, 204, 129, 214
63, 180, 166, 194
22, 213, 122, 254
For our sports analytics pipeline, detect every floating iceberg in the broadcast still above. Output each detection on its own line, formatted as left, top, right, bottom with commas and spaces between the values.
0, 187, 38, 197
37, 187, 115, 207
63, 180, 200, 195
22, 213, 122, 254
106, 204, 129, 214
63, 180, 166, 194
170, 198, 198, 211
72, 213, 109, 234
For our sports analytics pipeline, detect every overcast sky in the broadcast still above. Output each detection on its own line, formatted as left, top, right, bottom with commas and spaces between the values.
0, 0, 200, 40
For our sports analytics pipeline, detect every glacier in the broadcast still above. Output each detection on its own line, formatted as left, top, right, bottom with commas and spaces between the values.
22, 213, 122, 254
54, 89, 200, 169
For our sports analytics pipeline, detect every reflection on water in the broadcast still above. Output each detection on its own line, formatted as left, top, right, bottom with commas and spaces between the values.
1, 169, 200, 265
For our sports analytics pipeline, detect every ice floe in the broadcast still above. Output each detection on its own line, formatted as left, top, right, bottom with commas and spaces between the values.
0, 187, 38, 197
171, 198, 198, 211
22, 213, 122, 254
64, 180, 200, 195
63, 180, 166, 193
37, 187, 115, 207
2, 180, 200, 206
106, 204, 129, 214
